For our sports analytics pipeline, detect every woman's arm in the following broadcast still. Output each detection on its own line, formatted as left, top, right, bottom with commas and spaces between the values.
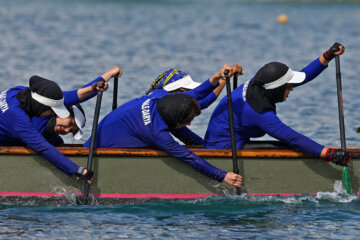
294, 43, 345, 87
152, 130, 242, 186
185, 64, 241, 103
185, 79, 218, 100
197, 92, 218, 110
153, 130, 226, 182
64, 65, 122, 106
255, 111, 324, 157
170, 126, 204, 145
10, 110, 79, 176
77, 65, 122, 100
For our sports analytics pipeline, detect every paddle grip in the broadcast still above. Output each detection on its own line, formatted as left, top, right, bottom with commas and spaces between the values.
94, 80, 105, 89
331, 46, 340, 53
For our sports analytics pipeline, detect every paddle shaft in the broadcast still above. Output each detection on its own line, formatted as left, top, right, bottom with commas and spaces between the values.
335, 55, 353, 194
335, 56, 346, 150
112, 76, 118, 111
224, 71, 240, 194
233, 75, 238, 90
226, 80, 240, 174
83, 90, 103, 204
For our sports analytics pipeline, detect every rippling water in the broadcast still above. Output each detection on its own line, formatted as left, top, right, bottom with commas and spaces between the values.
1, 193, 360, 239
1, 0, 360, 239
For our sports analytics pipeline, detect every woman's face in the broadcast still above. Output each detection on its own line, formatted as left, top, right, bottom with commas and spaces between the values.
54, 117, 78, 135
283, 84, 294, 101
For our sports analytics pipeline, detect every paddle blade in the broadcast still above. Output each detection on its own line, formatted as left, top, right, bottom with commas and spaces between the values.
342, 166, 353, 194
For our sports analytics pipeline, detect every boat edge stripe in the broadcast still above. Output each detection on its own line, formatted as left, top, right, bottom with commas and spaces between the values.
1, 192, 353, 198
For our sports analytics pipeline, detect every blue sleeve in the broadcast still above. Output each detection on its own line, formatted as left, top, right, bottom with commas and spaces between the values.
198, 92, 217, 110
185, 79, 218, 101
170, 126, 205, 145
32, 114, 64, 145
294, 58, 328, 88
32, 115, 51, 134
46, 134, 65, 146
152, 129, 226, 182
10, 110, 78, 176
63, 77, 103, 106
254, 111, 324, 157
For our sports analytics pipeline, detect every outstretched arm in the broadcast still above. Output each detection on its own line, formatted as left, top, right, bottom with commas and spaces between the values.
170, 126, 204, 145
194, 64, 243, 109
77, 65, 122, 101
256, 111, 350, 166
294, 43, 345, 88
10, 110, 79, 176
152, 130, 242, 187
256, 111, 324, 157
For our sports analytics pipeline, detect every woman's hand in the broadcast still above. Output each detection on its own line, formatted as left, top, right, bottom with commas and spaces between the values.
210, 64, 241, 86
75, 167, 94, 184
77, 65, 122, 100
320, 42, 345, 65
223, 172, 243, 187
92, 65, 122, 92
232, 64, 243, 76
334, 45, 345, 56
101, 65, 122, 82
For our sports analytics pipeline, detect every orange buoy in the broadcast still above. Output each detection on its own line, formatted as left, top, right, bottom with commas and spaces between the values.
277, 14, 289, 24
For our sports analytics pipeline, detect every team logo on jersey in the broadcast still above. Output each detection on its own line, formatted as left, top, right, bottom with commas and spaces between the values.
242, 80, 250, 101
0, 90, 9, 113
141, 99, 151, 125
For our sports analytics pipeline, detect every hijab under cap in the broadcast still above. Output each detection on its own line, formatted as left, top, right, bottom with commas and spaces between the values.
245, 62, 306, 113
16, 76, 70, 118
44, 103, 86, 140
72, 104, 86, 140
156, 93, 195, 129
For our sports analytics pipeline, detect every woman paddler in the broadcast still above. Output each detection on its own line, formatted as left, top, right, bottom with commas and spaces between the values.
204, 42, 350, 167
31, 65, 122, 145
0, 76, 93, 183
143, 65, 242, 146
84, 65, 243, 187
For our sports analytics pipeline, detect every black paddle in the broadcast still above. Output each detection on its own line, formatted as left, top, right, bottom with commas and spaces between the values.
83, 81, 104, 204
224, 69, 241, 195
233, 75, 238, 90
112, 76, 118, 111
232, 64, 243, 90
334, 53, 352, 194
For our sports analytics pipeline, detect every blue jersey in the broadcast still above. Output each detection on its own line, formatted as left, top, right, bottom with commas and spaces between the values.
84, 80, 227, 182
145, 79, 218, 146
204, 58, 327, 157
0, 87, 78, 176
